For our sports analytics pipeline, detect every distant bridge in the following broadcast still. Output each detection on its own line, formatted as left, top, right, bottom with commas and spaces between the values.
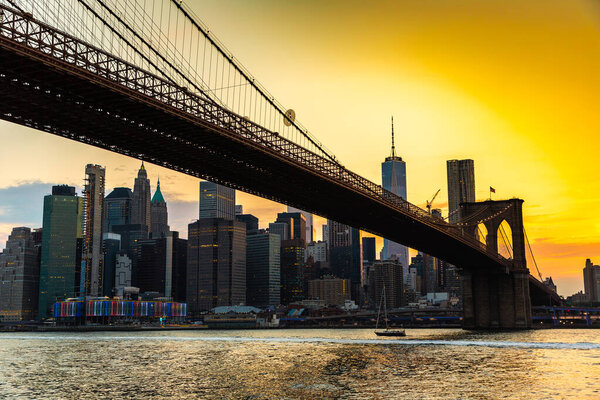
0, 1, 559, 328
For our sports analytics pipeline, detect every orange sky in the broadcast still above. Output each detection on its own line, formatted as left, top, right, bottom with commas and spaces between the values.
1, 0, 599, 296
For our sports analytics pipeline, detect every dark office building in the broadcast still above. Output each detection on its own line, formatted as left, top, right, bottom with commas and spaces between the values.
110, 224, 148, 286
0, 227, 40, 321
103, 187, 133, 233
246, 232, 281, 307
38, 185, 83, 320
362, 237, 376, 263
328, 220, 362, 299
187, 219, 246, 314
102, 233, 121, 297
268, 222, 290, 241
137, 232, 187, 301
199, 181, 236, 221
280, 238, 306, 305
275, 212, 306, 245
236, 214, 259, 234
373, 259, 404, 309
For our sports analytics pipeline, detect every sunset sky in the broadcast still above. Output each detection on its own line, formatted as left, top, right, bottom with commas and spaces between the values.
0, 0, 599, 296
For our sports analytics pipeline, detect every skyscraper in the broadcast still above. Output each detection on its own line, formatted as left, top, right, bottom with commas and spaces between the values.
101, 232, 121, 297
138, 231, 187, 301
150, 179, 169, 238
0, 227, 39, 321
236, 214, 259, 234
287, 206, 314, 243
110, 223, 149, 286
269, 222, 290, 241
199, 181, 235, 221
362, 237, 376, 264
583, 259, 600, 303
132, 162, 151, 229
82, 164, 105, 297
103, 187, 133, 232
373, 259, 404, 309
280, 238, 306, 305
38, 185, 83, 319
328, 220, 362, 299
275, 212, 306, 245
381, 118, 409, 275
246, 231, 281, 307
447, 159, 475, 223
187, 219, 246, 314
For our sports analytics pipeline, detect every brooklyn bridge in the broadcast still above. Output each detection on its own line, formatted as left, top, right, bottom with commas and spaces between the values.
0, 0, 559, 329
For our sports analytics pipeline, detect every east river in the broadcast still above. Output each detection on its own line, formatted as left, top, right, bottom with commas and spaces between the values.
0, 329, 598, 399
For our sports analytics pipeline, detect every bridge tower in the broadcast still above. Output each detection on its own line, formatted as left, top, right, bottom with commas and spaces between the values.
459, 199, 532, 329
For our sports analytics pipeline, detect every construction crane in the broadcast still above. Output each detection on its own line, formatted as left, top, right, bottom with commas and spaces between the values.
426, 189, 441, 215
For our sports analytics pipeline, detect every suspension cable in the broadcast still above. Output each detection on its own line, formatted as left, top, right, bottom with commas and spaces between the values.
168, 0, 339, 165
89, 0, 215, 103
523, 226, 543, 281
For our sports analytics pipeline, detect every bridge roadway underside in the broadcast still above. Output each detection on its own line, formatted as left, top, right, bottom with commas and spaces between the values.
0, 40, 502, 272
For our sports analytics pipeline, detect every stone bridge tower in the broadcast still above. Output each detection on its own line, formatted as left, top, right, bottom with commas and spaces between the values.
459, 199, 532, 329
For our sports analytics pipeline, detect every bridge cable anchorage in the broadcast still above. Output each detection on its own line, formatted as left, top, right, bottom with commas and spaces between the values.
523, 226, 543, 281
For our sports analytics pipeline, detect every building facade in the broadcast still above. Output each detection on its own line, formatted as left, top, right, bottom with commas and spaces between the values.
102, 232, 121, 297
132, 162, 152, 229
287, 206, 314, 243
328, 220, 362, 298
269, 222, 290, 241
114, 252, 133, 295
308, 278, 350, 306
187, 219, 246, 314
199, 181, 235, 221
246, 232, 281, 308
38, 185, 83, 319
150, 179, 169, 238
0, 227, 39, 321
82, 164, 106, 297
276, 212, 306, 245
280, 238, 306, 305
137, 232, 187, 301
446, 159, 475, 223
373, 259, 404, 309
583, 259, 600, 303
103, 187, 133, 233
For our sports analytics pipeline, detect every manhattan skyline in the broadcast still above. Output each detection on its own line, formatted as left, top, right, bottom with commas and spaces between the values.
0, 0, 598, 297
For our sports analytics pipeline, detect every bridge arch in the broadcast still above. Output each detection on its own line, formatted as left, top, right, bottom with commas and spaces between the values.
496, 219, 513, 259
476, 223, 488, 245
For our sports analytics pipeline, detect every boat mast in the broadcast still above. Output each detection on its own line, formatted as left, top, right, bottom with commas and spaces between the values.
383, 284, 389, 329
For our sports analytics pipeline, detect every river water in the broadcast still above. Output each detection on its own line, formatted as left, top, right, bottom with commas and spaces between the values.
0, 329, 598, 399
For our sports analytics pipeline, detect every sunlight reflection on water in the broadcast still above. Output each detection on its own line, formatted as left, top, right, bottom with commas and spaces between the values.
0, 329, 598, 399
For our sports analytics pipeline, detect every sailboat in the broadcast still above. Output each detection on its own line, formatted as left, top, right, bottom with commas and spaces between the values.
375, 284, 406, 337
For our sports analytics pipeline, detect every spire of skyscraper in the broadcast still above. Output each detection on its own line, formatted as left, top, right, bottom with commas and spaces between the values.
391, 116, 396, 158
132, 163, 151, 229
150, 178, 169, 237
